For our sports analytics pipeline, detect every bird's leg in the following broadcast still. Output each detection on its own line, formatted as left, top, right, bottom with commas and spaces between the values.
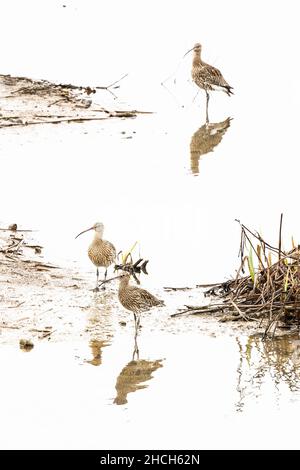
93, 268, 100, 292
133, 312, 141, 332
205, 90, 210, 124
133, 320, 140, 360
133, 342, 139, 361
100, 268, 108, 290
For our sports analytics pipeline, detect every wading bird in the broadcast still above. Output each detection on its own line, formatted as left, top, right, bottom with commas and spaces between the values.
75, 222, 116, 291
184, 43, 233, 122
118, 273, 164, 329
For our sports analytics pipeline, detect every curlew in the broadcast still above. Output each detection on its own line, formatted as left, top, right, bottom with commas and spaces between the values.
75, 222, 116, 291
118, 273, 164, 329
184, 43, 233, 122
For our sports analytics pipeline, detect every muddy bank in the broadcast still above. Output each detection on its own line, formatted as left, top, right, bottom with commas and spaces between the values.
0, 223, 265, 349
0, 74, 151, 128
0, 224, 121, 346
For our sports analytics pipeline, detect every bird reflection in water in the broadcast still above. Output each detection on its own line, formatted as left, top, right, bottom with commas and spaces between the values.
235, 333, 300, 412
113, 327, 164, 405
85, 339, 110, 366
190, 117, 232, 175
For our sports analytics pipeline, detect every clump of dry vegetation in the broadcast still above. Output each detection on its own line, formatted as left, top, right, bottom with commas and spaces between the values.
176, 215, 300, 338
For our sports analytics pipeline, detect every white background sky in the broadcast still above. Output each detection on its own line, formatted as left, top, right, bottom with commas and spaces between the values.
1, 0, 299, 92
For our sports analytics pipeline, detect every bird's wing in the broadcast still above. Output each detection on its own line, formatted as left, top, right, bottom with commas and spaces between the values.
126, 287, 157, 307
103, 240, 116, 257
139, 288, 164, 306
121, 287, 149, 311
202, 63, 231, 89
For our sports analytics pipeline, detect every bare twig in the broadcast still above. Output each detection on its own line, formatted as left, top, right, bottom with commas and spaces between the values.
7, 301, 25, 308
230, 299, 249, 322
164, 286, 193, 291
0, 227, 37, 232
98, 73, 128, 90
278, 213, 283, 261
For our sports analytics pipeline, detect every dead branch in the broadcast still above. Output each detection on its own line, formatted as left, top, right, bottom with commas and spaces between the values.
95, 73, 129, 98
164, 286, 193, 291
0, 227, 37, 232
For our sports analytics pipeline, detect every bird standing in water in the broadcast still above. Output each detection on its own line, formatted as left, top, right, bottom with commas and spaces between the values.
118, 273, 164, 329
184, 43, 233, 122
75, 222, 116, 291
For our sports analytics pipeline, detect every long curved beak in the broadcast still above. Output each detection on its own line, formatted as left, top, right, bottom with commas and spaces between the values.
75, 226, 94, 239
183, 46, 194, 58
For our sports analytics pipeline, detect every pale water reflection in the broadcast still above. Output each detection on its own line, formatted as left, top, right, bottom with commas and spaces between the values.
85, 339, 110, 367
113, 329, 164, 405
190, 117, 232, 174
114, 358, 164, 406
235, 333, 300, 412
2, 329, 300, 448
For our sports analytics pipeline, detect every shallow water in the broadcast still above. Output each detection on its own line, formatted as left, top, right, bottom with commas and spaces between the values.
1, 329, 300, 449
1, 0, 300, 450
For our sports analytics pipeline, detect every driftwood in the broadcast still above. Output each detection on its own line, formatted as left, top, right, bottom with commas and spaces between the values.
0, 223, 59, 271
0, 225, 36, 232
97, 258, 150, 288
164, 286, 193, 292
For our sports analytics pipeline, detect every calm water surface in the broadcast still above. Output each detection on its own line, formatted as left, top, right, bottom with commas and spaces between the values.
1, 329, 300, 449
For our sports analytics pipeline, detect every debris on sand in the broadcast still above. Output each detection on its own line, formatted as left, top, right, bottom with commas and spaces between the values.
0, 222, 56, 270
0, 222, 92, 346
0, 73, 152, 128
19, 338, 34, 352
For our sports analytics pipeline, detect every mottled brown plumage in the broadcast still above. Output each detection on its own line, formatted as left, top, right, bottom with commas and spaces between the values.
118, 273, 164, 327
191, 43, 233, 95
88, 238, 116, 269
75, 222, 116, 291
185, 43, 233, 122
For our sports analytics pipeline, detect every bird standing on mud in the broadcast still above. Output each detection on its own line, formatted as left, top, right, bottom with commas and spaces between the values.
118, 273, 165, 329
184, 43, 233, 122
75, 222, 116, 291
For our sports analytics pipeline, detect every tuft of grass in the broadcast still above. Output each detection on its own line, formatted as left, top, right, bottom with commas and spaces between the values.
122, 241, 138, 265
247, 247, 255, 283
